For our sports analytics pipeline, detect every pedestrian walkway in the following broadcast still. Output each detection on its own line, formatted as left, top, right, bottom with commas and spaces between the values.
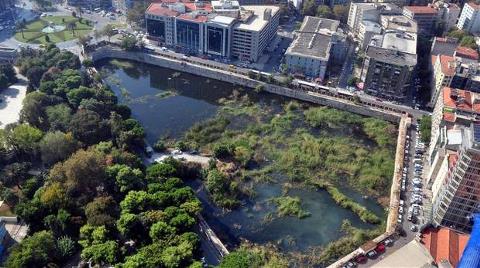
0, 77, 27, 128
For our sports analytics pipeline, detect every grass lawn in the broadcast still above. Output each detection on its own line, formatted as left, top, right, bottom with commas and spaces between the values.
15, 15, 93, 44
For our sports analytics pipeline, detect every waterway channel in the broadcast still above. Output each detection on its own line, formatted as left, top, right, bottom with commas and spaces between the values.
98, 59, 386, 255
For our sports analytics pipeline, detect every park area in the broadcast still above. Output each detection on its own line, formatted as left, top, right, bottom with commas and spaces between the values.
15, 16, 93, 44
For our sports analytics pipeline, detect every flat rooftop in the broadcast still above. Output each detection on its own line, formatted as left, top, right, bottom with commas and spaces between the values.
233, 5, 279, 32
366, 45, 417, 66
286, 16, 340, 60
381, 15, 418, 33
382, 30, 417, 54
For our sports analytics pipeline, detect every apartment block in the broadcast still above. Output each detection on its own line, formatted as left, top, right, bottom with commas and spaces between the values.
431, 123, 480, 233
145, 0, 279, 62
285, 17, 347, 80
360, 30, 417, 100
402, 5, 439, 35
457, 2, 480, 33
428, 87, 480, 168
347, 2, 401, 36
434, 2, 460, 32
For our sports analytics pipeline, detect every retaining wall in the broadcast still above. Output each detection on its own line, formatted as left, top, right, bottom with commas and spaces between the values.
90, 48, 402, 123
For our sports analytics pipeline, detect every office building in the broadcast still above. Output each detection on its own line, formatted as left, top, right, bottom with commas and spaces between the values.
347, 2, 401, 36
284, 16, 346, 80
402, 5, 439, 35
360, 30, 417, 100
430, 123, 480, 233
145, 0, 279, 61
457, 2, 480, 33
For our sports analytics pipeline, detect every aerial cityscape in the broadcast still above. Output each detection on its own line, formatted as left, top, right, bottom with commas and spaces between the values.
0, 0, 479, 267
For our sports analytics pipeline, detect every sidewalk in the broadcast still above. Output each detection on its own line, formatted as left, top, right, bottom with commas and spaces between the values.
0, 76, 27, 128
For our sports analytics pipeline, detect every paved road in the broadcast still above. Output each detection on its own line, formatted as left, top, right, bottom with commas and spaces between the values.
338, 42, 355, 88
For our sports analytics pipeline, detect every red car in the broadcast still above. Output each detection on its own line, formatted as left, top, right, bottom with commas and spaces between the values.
376, 244, 386, 254
356, 255, 367, 263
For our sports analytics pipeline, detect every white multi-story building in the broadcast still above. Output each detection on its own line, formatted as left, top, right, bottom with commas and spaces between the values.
347, 2, 401, 36
358, 20, 382, 48
457, 2, 480, 33
435, 2, 460, 32
430, 123, 480, 233
284, 16, 346, 80
145, 0, 279, 62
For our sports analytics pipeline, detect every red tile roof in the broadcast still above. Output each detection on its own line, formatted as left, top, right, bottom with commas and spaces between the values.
146, 3, 180, 17
177, 13, 208, 23
455, 46, 479, 60
444, 112, 456, 122
421, 227, 469, 268
404, 5, 438, 14
439, 55, 455, 76
146, 0, 212, 18
443, 87, 480, 114
467, 2, 480, 10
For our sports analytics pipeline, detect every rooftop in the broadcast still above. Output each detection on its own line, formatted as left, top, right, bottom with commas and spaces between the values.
439, 55, 456, 76
467, 1, 480, 10
455, 46, 479, 60
404, 5, 439, 15
366, 45, 417, 66
443, 87, 480, 114
382, 30, 417, 54
381, 15, 418, 33
362, 20, 382, 33
371, 240, 435, 268
431, 37, 458, 56
286, 16, 340, 60
233, 5, 280, 32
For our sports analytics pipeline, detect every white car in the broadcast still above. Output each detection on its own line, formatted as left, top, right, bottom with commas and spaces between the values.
172, 149, 182, 155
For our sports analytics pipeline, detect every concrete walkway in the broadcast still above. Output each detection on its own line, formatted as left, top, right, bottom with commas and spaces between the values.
0, 77, 27, 128
147, 151, 211, 166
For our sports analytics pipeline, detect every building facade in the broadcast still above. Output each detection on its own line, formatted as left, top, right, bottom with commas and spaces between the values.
285, 16, 346, 80
457, 2, 480, 33
67, 0, 112, 9
431, 123, 480, 233
347, 2, 401, 36
402, 5, 439, 35
145, 0, 279, 62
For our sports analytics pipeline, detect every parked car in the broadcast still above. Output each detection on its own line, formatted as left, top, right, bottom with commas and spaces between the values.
367, 250, 377, 258
383, 238, 393, 246
410, 225, 418, 232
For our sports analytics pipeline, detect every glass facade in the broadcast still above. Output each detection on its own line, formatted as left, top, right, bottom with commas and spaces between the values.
176, 20, 201, 53
147, 19, 166, 40
207, 26, 223, 54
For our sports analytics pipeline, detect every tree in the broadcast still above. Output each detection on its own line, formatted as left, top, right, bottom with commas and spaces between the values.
102, 24, 116, 42
149, 221, 177, 242
20, 91, 54, 129
317, 6, 333, 19
67, 21, 77, 36
146, 161, 178, 181
419, 115, 432, 143
45, 34, 50, 43
5, 231, 58, 268
0, 63, 17, 85
46, 104, 72, 132
16, 21, 26, 39
0, 162, 30, 189
333, 5, 349, 23
81, 240, 119, 265
218, 249, 264, 268
2, 124, 44, 157
115, 166, 144, 192
68, 109, 110, 145
85, 196, 119, 226
127, 2, 149, 27
39, 131, 78, 165
49, 149, 106, 201
57, 236, 76, 260
302, 0, 316, 16
460, 36, 478, 49
120, 35, 138, 51
72, 11, 77, 18
26, 66, 47, 89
